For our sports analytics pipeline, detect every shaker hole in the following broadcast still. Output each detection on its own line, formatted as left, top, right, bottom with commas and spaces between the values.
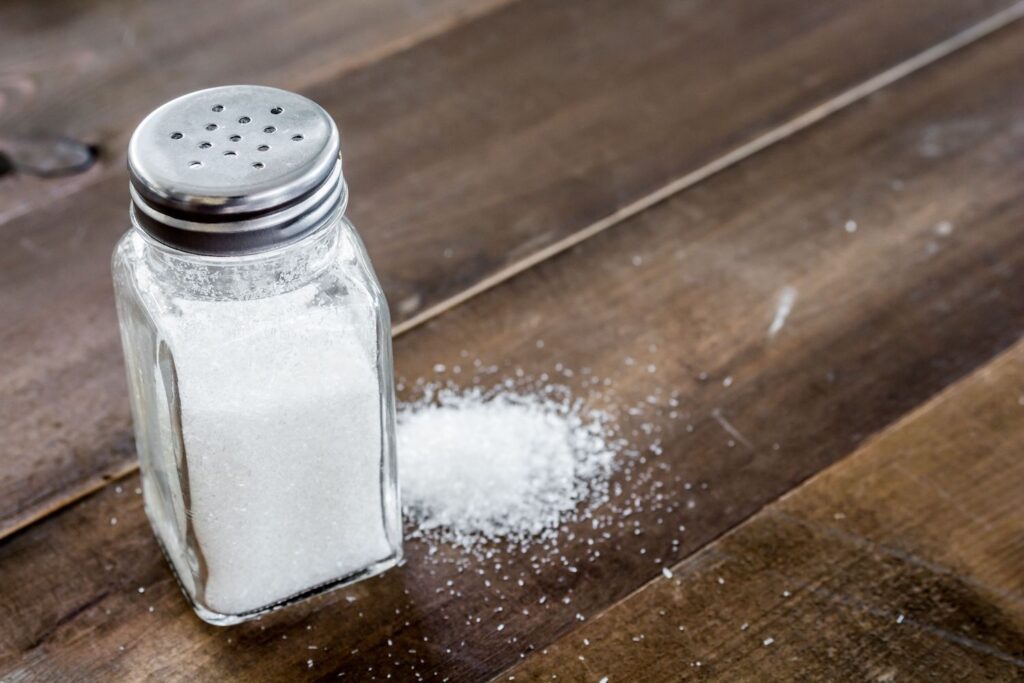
238, 116, 251, 124
206, 123, 218, 131
229, 134, 242, 142
252, 162, 265, 169
199, 142, 212, 149
170, 132, 183, 139
263, 126, 276, 134
212, 104, 224, 112
224, 151, 237, 156
292, 134, 304, 141
189, 160, 202, 168
270, 107, 283, 115
257, 144, 270, 151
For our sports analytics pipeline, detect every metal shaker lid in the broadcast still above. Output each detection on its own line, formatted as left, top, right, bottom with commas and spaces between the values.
128, 85, 345, 255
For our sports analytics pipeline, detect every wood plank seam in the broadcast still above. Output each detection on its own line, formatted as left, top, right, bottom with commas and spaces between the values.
494, 339, 1024, 681
4, 2, 1023, 545
392, 0, 1024, 337
281, 0, 516, 96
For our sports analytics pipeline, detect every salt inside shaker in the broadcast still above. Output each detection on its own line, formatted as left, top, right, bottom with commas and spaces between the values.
112, 86, 402, 625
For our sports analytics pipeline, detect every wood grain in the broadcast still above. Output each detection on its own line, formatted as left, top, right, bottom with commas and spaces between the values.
1, 0, 1019, 542
0, 0, 510, 223
3, 17, 1024, 681
506, 341, 1024, 682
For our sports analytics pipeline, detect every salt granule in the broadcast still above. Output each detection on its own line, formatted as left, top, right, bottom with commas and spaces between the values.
399, 386, 616, 547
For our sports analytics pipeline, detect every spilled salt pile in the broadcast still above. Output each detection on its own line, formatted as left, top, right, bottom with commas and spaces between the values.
398, 385, 618, 547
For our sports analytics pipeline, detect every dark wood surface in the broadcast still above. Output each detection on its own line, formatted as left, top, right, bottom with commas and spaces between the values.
507, 340, 1024, 681
2, 8, 1023, 679
0, 0, 507, 218
1, 0, 1019, 540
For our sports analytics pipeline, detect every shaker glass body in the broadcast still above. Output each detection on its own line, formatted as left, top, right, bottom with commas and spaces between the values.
112, 213, 402, 624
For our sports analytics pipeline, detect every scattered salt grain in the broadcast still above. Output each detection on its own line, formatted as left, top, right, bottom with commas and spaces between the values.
763, 637, 774, 646
844, 219, 858, 233
662, 567, 673, 579
768, 286, 797, 337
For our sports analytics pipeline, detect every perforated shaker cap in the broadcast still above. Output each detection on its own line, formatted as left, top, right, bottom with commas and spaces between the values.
128, 85, 345, 255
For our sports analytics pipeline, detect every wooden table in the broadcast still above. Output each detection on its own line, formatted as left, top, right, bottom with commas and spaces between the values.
2, 1, 1022, 680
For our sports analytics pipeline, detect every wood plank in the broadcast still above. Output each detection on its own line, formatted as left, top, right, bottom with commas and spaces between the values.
1, 0, 1020, 543
504, 341, 1024, 682
0, 0, 510, 223
3, 17, 1024, 680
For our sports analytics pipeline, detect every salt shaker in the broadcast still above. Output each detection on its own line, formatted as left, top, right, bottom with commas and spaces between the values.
112, 86, 402, 625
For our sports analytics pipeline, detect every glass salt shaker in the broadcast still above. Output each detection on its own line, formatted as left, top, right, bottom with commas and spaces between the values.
112, 86, 402, 625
